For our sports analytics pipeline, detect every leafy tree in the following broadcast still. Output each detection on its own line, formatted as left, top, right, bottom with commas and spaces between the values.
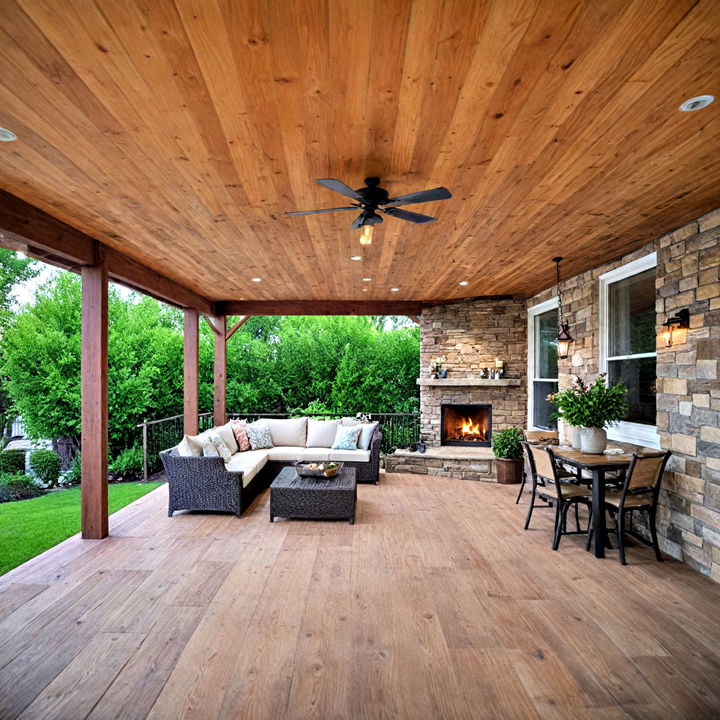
2, 271, 421, 458
0, 249, 40, 433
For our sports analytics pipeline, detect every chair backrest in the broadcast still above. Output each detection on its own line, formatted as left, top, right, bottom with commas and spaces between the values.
527, 443, 558, 483
618, 452, 672, 511
624, 451, 671, 493
523, 430, 559, 445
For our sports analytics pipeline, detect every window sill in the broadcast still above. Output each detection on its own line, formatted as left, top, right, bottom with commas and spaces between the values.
607, 423, 660, 450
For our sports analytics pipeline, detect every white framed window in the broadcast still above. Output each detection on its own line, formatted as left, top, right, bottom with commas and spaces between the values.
527, 298, 559, 430
599, 253, 660, 448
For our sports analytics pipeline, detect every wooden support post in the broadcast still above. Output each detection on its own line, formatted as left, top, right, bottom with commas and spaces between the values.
214, 315, 227, 426
81, 259, 108, 539
183, 309, 199, 436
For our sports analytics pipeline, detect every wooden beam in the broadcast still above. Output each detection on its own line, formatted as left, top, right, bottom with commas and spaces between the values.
81, 254, 108, 539
0, 190, 215, 315
203, 314, 222, 335
183, 309, 199, 437
218, 300, 425, 316
213, 316, 227, 427
226, 315, 249, 340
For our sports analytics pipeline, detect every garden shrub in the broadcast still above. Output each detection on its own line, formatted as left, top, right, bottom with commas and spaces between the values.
0, 449, 26, 474
0, 473, 44, 501
61, 452, 82, 485
109, 445, 144, 479
28, 449, 62, 487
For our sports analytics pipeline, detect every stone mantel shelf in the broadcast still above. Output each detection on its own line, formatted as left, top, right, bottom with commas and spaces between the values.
416, 378, 522, 387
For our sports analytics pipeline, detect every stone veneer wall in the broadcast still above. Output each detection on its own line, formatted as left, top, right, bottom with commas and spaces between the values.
528, 208, 720, 581
419, 299, 527, 445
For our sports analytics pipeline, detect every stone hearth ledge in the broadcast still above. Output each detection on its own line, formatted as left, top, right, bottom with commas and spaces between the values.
385, 446, 497, 482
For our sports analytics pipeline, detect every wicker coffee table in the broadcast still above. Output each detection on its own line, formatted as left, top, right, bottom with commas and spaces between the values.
270, 466, 357, 524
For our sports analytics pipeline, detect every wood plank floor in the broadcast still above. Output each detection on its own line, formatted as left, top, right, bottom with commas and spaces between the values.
1, 472, 719, 720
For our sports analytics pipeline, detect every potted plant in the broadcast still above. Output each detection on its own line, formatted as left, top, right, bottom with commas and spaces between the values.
552, 375, 627, 454
548, 377, 588, 449
491, 427, 523, 484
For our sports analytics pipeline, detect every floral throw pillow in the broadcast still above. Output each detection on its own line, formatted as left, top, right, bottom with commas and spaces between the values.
231, 420, 251, 452
331, 426, 361, 451
210, 434, 233, 463
246, 421, 274, 450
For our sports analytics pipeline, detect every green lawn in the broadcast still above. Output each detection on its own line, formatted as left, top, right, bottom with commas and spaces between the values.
0, 482, 162, 576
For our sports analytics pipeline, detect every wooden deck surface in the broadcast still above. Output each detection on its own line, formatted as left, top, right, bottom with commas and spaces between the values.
1, 473, 719, 719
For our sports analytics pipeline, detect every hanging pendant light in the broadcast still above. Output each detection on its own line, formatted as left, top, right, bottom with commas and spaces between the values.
553, 257, 573, 359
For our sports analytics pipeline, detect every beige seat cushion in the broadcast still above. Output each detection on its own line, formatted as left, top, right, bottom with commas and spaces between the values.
302, 447, 332, 462
328, 449, 371, 462
266, 418, 307, 447
224, 450, 269, 487
306, 419, 339, 448
216, 422, 239, 454
267, 446, 305, 462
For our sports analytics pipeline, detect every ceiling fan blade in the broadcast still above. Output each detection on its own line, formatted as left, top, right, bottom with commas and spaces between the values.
382, 187, 452, 207
316, 178, 364, 201
383, 207, 437, 224
285, 206, 357, 217
350, 214, 364, 230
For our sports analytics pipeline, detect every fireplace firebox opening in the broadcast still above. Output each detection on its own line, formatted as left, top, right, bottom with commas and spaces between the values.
441, 404, 492, 446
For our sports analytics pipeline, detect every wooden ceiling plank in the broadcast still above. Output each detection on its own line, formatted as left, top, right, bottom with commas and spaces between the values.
0, 189, 215, 314
1, 0, 718, 302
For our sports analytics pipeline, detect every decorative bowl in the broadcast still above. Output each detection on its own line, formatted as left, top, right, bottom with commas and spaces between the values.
295, 461, 342, 478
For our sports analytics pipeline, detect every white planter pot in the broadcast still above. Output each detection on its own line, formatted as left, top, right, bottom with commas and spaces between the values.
571, 426, 583, 450
580, 427, 607, 454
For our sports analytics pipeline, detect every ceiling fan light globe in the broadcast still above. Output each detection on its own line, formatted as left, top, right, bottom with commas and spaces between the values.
359, 225, 373, 245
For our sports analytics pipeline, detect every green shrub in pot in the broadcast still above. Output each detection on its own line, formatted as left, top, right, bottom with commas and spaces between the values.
550, 375, 627, 453
491, 427, 523, 484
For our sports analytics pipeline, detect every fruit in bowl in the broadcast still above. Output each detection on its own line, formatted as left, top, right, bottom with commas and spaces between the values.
322, 462, 339, 477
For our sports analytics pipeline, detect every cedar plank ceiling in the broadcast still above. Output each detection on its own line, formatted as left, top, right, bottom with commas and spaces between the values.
0, 0, 719, 303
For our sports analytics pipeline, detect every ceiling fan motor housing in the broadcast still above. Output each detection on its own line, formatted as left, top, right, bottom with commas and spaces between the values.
356, 178, 389, 209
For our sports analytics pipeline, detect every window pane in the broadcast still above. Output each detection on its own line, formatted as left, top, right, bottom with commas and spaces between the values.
533, 381, 558, 430
535, 309, 558, 379
608, 268, 656, 356
607, 358, 656, 425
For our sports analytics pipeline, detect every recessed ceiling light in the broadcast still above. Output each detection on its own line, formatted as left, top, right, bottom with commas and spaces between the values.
362, 277, 372, 282
0, 127, 17, 142
251, 277, 262, 282
459, 281, 469, 286
679, 95, 714, 112
350, 256, 361, 261
362, 288, 368, 292
390, 287, 399, 292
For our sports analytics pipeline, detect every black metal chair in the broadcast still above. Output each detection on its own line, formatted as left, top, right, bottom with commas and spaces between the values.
516, 430, 579, 503
522, 442, 592, 550
586, 451, 671, 564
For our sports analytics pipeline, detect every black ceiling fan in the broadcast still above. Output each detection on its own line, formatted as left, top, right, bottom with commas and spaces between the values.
285, 177, 452, 229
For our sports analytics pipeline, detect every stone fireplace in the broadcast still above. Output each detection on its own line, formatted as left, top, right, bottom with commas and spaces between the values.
441, 403, 491, 446
386, 298, 528, 482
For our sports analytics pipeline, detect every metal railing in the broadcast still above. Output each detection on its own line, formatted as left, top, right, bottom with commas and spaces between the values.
138, 410, 420, 480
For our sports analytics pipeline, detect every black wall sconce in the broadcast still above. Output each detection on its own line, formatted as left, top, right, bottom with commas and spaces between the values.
662, 308, 690, 347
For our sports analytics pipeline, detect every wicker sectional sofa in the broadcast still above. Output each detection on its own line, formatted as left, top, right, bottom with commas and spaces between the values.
160, 417, 381, 517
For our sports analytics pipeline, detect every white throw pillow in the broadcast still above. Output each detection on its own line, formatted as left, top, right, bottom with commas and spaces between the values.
217, 422, 239, 455
177, 434, 201, 457
356, 422, 379, 450
266, 417, 307, 447
202, 438, 220, 457
306, 419, 340, 448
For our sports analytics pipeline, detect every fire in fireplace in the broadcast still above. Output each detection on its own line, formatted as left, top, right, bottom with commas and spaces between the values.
441, 404, 492, 446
